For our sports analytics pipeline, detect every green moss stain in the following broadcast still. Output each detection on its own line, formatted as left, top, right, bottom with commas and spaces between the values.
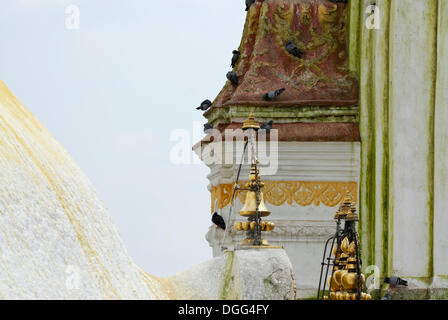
206, 105, 360, 126
386, 0, 396, 277
358, 0, 376, 267
381, 153, 389, 276
431, 289, 448, 300
380, 0, 392, 278
348, 0, 361, 73
369, 27, 377, 267
263, 275, 280, 292
427, 0, 439, 279
219, 251, 235, 300
356, 0, 440, 280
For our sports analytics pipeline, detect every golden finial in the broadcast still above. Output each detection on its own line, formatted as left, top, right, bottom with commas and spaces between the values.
242, 109, 261, 130
346, 202, 359, 221
343, 192, 353, 204
334, 192, 357, 220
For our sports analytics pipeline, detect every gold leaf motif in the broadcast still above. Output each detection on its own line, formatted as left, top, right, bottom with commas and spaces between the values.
318, 3, 338, 29
264, 2, 348, 91
210, 181, 358, 213
300, 4, 311, 26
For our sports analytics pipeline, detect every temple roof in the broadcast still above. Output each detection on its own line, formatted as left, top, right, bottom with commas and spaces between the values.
207, 0, 358, 113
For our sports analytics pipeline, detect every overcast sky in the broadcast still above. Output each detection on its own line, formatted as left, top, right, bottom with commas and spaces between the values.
0, 0, 246, 277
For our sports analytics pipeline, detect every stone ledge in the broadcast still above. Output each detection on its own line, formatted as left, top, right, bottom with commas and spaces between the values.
369, 277, 448, 300
146, 248, 296, 300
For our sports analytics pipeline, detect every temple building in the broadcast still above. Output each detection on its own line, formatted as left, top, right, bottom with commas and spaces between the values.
198, 0, 448, 299
0, 0, 447, 300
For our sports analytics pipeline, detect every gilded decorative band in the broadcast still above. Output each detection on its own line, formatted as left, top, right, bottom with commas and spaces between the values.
210, 181, 358, 213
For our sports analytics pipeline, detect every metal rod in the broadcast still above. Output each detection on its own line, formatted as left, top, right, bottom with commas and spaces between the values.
221, 140, 249, 249
354, 232, 362, 300
317, 234, 337, 299
322, 234, 338, 299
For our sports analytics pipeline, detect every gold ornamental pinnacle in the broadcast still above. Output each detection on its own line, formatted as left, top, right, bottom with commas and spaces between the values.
233, 111, 277, 247
318, 192, 370, 300
242, 109, 261, 130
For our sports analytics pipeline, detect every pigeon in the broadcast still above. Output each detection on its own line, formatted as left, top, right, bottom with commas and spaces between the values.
245, 0, 256, 11
196, 99, 212, 111
212, 212, 226, 230
231, 50, 240, 68
260, 120, 274, 133
226, 71, 239, 85
383, 276, 408, 287
285, 40, 304, 59
204, 123, 213, 133
263, 88, 285, 101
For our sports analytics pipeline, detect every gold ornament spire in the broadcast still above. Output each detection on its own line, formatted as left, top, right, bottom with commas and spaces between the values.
233, 111, 276, 247
242, 109, 261, 130
320, 191, 371, 300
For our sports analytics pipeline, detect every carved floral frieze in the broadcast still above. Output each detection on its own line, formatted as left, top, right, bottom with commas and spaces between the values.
210, 181, 358, 212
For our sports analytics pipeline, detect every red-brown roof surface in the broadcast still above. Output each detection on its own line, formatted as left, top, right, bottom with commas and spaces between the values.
211, 0, 358, 110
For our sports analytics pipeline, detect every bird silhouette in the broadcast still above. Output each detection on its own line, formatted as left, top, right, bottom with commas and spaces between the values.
231, 50, 240, 68
285, 40, 304, 59
197, 99, 212, 111
212, 212, 226, 230
204, 123, 213, 133
260, 120, 274, 133
383, 276, 408, 287
245, 0, 256, 11
263, 88, 285, 101
226, 71, 239, 85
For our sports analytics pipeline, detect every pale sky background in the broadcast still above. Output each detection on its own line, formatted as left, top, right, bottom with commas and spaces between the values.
0, 0, 246, 277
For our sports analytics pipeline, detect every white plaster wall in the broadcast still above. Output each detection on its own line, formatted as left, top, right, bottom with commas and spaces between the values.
433, 0, 448, 279
205, 142, 360, 186
205, 141, 360, 297
389, 0, 437, 277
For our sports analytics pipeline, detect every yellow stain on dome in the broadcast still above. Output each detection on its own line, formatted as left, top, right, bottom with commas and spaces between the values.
0, 81, 121, 298
0, 80, 156, 299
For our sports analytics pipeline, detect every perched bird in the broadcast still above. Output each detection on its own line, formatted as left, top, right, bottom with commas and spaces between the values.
381, 276, 408, 300
263, 88, 286, 101
260, 120, 274, 133
231, 50, 240, 68
212, 212, 226, 230
226, 71, 239, 85
383, 276, 408, 287
196, 99, 212, 111
285, 40, 304, 59
204, 123, 213, 133
245, 0, 256, 11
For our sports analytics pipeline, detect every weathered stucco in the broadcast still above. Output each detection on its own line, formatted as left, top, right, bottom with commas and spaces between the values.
354, 0, 448, 298
145, 248, 296, 300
